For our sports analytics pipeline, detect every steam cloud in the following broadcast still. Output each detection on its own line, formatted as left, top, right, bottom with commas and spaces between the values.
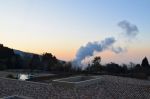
111, 46, 126, 54
118, 20, 139, 38
73, 20, 139, 68
75, 37, 115, 62
73, 37, 123, 67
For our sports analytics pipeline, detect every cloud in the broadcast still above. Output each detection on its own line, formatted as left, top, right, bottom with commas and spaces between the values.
118, 20, 139, 38
111, 46, 126, 54
73, 37, 118, 67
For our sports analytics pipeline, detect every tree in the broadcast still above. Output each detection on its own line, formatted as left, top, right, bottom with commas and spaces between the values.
63, 62, 72, 72
92, 56, 101, 66
89, 56, 102, 72
134, 64, 142, 72
13, 54, 23, 69
141, 57, 149, 68
0, 44, 15, 69
29, 54, 41, 71
0, 44, 14, 59
106, 62, 122, 74
141, 57, 150, 75
42, 53, 58, 71
22, 53, 32, 69
122, 64, 128, 73
0, 63, 7, 70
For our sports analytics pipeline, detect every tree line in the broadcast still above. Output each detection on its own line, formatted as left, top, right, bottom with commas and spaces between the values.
85, 56, 150, 79
0, 44, 150, 79
0, 44, 72, 72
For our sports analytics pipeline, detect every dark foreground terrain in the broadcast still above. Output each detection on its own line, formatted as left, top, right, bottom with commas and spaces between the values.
0, 75, 150, 99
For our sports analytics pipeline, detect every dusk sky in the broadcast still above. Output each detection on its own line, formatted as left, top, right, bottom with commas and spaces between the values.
0, 0, 150, 64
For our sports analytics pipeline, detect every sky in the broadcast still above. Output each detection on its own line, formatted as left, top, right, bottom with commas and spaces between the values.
0, 0, 150, 64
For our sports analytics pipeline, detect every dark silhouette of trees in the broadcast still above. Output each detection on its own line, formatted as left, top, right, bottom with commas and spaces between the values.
92, 56, 101, 65
0, 62, 7, 70
0, 45, 64, 72
106, 62, 122, 74
1, 44, 150, 80
0, 44, 14, 59
14, 54, 23, 69
0, 44, 16, 69
141, 57, 149, 68
63, 62, 72, 72
22, 54, 32, 69
133, 64, 142, 73
29, 54, 41, 71
122, 64, 128, 74
42, 53, 58, 71
85, 56, 102, 73
141, 57, 150, 75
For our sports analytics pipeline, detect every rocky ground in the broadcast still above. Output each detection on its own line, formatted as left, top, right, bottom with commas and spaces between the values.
0, 75, 150, 99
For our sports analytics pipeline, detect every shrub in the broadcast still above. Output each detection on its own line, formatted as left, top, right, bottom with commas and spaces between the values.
0, 64, 7, 70
6, 74, 16, 79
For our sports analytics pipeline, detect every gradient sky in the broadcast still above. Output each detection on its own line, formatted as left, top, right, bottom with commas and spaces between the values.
0, 0, 150, 64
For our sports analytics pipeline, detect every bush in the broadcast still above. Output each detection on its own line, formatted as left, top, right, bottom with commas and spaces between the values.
132, 73, 148, 79
6, 74, 16, 79
0, 64, 7, 70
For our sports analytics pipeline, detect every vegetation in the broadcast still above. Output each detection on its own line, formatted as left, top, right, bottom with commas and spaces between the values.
0, 44, 150, 80
6, 74, 16, 79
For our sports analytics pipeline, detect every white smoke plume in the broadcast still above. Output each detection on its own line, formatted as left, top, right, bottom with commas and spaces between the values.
73, 20, 139, 69
73, 37, 124, 68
